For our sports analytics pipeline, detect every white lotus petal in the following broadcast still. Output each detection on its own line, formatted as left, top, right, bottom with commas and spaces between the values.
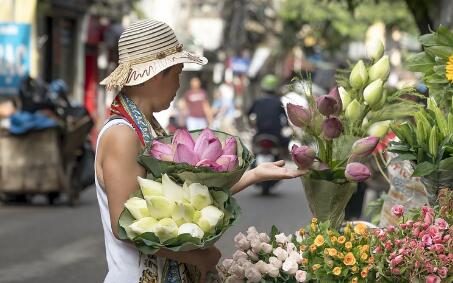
137, 176, 163, 198
162, 174, 188, 202
154, 218, 178, 242
129, 217, 158, 235
178, 223, 204, 239
189, 183, 212, 210
146, 196, 175, 219
124, 197, 150, 219
196, 205, 224, 233
172, 201, 195, 226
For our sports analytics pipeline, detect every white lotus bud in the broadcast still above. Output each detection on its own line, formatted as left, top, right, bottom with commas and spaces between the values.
368, 120, 391, 138
124, 197, 150, 220
349, 60, 368, 89
162, 174, 188, 202
129, 217, 158, 235
172, 201, 195, 225
363, 79, 383, 107
146, 196, 175, 219
188, 183, 212, 210
338, 86, 351, 111
137, 176, 163, 198
154, 218, 178, 243
194, 205, 224, 233
366, 40, 384, 61
368, 55, 390, 82
178, 223, 205, 239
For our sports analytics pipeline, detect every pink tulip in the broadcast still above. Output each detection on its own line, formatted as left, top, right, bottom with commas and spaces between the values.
174, 143, 199, 165
391, 205, 405, 218
196, 159, 222, 171
223, 137, 237, 155
291, 145, 316, 170
216, 155, 239, 171
149, 140, 173, 161
351, 136, 380, 157
435, 218, 448, 230
345, 162, 371, 182
172, 129, 195, 149
422, 234, 433, 246
286, 103, 312, 127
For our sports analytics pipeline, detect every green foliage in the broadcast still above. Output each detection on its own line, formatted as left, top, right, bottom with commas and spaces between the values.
279, 0, 418, 51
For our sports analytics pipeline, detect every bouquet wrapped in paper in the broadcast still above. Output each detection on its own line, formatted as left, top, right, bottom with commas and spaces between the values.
118, 174, 240, 254
139, 128, 254, 189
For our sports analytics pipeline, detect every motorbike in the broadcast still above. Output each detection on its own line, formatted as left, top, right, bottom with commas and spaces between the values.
252, 133, 282, 195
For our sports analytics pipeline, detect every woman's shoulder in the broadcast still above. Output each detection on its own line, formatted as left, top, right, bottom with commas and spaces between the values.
99, 123, 141, 156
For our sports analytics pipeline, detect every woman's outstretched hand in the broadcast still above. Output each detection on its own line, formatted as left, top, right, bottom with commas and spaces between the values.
253, 160, 306, 182
230, 160, 306, 195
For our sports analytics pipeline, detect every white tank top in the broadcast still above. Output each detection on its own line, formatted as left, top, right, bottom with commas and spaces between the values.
95, 119, 145, 283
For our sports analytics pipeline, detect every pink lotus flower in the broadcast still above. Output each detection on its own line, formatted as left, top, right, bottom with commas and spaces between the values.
172, 128, 195, 150
425, 274, 441, 283
345, 162, 371, 182
196, 159, 222, 171
174, 143, 198, 165
196, 135, 223, 161
391, 205, 405, 218
435, 218, 448, 230
216, 155, 239, 171
287, 103, 312, 127
149, 140, 173, 161
194, 129, 215, 153
223, 137, 237, 155
291, 145, 316, 170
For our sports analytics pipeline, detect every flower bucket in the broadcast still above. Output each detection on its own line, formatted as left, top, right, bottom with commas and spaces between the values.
302, 177, 356, 229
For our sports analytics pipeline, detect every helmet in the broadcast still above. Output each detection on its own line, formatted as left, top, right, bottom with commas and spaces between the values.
260, 74, 279, 92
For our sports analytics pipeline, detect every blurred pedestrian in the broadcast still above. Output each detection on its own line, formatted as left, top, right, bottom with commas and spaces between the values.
212, 79, 236, 134
182, 77, 213, 130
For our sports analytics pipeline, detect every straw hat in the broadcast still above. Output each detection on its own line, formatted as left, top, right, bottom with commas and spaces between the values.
100, 19, 208, 90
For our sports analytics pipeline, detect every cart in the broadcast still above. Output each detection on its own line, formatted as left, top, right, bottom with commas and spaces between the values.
0, 115, 93, 205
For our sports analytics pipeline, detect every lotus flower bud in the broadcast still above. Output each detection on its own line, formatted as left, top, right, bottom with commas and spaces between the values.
372, 91, 387, 110
162, 174, 189, 202
196, 159, 222, 172
362, 117, 369, 130
368, 55, 390, 82
345, 162, 371, 182
216, 155, 239, 171
366, 40, 384, 61
172, 201, 195, 225
345, 99, 362, 122
328, 86, 342, 115
146, 196, 175, 219
286, 103, 312, 127
172, 128, 195, 149
291, 145, 316, 170
338, 87, 351, 111
349, 60, 368, 89
351, 136, 380, 157
194, 205, 225, 233
125, 197, 150, 219
154, 218, 179, 242
223, 137, 237, 155
129, 217, 158, 235
149, 140, 173, 161
174, 143, 199, 166
322, 117, 343, 140
178, 223, 205, 239
188, 183, 212, 210
316, 95, 339, 117
363, 79, 383, 107
311, 161, 329, 171
137, 176, 163, 198
194, 131, 223, 161
368, 120, 391, 138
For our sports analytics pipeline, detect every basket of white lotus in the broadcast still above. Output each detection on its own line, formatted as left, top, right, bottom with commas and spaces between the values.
118, 174, 240, 254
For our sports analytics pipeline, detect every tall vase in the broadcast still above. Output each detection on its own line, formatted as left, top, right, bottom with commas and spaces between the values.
421, 169, 453, 206
302, 177, 357, 229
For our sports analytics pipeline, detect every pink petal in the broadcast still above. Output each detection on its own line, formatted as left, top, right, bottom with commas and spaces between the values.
194, 128, 216, 154
216, 155, 239, 171
150, 140, 173, 161
196, 159, 222, 171
174, 143, 199, 165
223, 137, 237, 155
200, 137, 223, 161
172, 129, 195, 150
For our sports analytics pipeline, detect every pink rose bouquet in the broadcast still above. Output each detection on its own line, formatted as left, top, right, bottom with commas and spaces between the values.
372, 191, 453, 282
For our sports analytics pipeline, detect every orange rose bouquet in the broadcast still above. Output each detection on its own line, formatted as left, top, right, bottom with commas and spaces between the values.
298, 218, 375, 282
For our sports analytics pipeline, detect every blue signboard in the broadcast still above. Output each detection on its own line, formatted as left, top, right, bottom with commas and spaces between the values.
0, 23, 31, 96
231, 57, 251, 74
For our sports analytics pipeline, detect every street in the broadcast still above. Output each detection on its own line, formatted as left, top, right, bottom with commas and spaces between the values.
0, 178, 312, 283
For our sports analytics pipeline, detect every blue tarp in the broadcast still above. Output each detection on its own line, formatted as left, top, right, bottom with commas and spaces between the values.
9, 112, 57, 135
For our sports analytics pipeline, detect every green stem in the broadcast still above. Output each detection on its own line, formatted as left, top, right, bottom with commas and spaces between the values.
374, 154, 391, 185
326, 140, 333, 167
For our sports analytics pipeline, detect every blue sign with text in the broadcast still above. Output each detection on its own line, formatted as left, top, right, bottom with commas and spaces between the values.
0, 23, 31, 96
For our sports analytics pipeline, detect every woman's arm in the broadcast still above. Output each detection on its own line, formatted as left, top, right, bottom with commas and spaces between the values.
230, 160, 306, 195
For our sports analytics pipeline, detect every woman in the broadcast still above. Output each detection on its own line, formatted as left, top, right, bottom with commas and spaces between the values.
96, 20, 305, 283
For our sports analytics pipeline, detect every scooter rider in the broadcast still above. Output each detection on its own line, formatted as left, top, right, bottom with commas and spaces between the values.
248, 74, 290, 152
